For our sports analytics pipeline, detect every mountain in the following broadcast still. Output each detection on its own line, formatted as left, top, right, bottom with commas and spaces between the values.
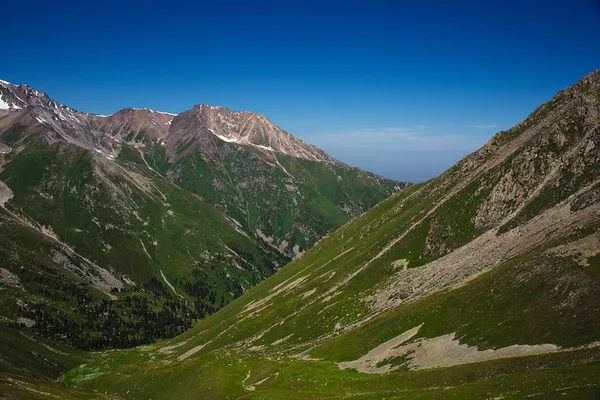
0, 80, 403, 385
0, 80, 406, 260
42, 69, 600, 399
104, 103, 406, 260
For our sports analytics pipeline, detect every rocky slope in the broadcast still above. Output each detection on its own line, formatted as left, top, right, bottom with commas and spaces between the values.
52, 69, 600, 399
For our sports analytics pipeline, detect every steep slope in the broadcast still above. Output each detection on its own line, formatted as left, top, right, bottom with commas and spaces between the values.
63, 69, 600, 399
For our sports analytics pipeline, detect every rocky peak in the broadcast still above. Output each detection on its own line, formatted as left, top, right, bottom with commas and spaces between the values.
0, 81, 33, 111
0, 80, 338, 165
92, 107, 176, 145
0, 80, 67, 111
188, 103, 333, 162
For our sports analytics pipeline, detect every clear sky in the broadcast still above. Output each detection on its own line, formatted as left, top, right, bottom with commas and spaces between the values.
2, 0, 600, 182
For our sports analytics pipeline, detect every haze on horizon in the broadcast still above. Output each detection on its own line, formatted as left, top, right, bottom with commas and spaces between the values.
2, 0, 599, 182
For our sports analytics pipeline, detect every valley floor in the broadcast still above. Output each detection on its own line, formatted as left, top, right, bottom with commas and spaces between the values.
3, 347, 599, 399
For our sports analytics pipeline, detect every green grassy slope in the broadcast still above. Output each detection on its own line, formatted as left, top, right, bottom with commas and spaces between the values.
0, 89, 407, 398
144, 138, 405, 260
62, 211, 600, 399
0, 207, 116, 398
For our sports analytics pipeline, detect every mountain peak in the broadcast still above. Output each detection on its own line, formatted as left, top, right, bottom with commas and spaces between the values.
186, 103, 332, 162
0, 81, 337, 165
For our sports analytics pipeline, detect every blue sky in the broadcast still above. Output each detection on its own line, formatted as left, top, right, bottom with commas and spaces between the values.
2, 0, 600, 181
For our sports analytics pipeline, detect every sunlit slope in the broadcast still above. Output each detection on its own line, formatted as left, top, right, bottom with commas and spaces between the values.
65, 69, 600, 398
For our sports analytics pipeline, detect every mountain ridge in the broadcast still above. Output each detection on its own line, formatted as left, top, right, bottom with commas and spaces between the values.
0, 79, 406, 261
0, 80, 344, 165
0, 78, 406, 380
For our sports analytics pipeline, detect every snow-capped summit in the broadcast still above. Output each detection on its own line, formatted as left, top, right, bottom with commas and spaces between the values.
0, 80, 27, 111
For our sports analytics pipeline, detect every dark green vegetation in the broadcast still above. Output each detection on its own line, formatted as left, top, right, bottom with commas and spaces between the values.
0, 138, 280, 290
0, 135, 285, 348
164, 148, 397, 255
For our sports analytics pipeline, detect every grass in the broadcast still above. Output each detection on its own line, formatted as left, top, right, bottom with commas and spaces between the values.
168, 142, 405, 260
59, 166, 600, 398
63, 346, 600, 399
0, 138, 284, 361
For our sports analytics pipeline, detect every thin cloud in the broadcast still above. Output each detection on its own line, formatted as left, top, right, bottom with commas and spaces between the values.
310, 126, 487, 153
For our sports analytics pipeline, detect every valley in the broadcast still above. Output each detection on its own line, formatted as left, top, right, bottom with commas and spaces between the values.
1, 68, 599, 399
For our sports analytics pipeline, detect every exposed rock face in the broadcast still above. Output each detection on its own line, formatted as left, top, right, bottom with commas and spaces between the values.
186, 104, 333, 162
91, 108, 174, 146
0, 180, 13, 206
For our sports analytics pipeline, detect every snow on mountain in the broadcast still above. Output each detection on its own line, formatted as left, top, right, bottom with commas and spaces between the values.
0, 80, 335, 164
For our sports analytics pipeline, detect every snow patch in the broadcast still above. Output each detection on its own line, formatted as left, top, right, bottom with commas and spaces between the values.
255, 143, 274, 152
209, 130, 275, 152
0, 96, 11, 110
212, 131, 242, 144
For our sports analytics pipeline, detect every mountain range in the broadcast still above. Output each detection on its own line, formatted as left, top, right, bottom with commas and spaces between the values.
0, 80, 404, 363
1, 69, 600, 399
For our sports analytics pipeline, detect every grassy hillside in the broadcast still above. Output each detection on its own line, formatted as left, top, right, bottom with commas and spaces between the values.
0, 85, 406, 398
61, 188, 600, 399
142, 138, 405, 260
0, 132, 289, 353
